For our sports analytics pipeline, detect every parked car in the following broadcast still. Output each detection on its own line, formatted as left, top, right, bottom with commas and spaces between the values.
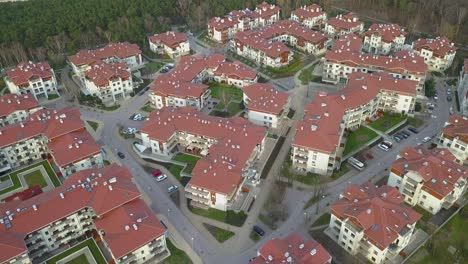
408, 127, 419, 134
165, 63, 175, 69
365, 153, 374, 160
447, 95, 452, 102
156, 174, 167, 182
378, 143, 390, 151
401, 131, 411, 137
397, 132, 409, 139
422, 136, 432, 143
159, 68, 169, 73
253, 225, 265, 236
152, 170, 162, 177
393, 135, 402, 142
167, 185, 178, 193
126, 127, 137, 134
117, 152, 125, 159
382, 140, 393, 148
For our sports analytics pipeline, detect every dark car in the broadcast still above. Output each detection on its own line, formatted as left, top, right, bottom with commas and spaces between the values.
117, 152, 125, 159
397, 132, 408, 139
253, 225, 265, 236
447, 95, 452, 102
159, 68, 169, 73
400, 131, 411, 137
408, 127, 419, 134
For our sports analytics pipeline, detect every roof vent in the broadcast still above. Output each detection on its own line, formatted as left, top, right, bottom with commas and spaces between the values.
108, 185, 113, 191
299, 243, 304, 249
133, 224, 138, 230
32, 205, 38, 211
60, 193, 65, 199
125, 225, 130, 231
268, 255, 273, 261
366, 208, 372, 214
310, 248, 317, 255
109, 177, 117, 183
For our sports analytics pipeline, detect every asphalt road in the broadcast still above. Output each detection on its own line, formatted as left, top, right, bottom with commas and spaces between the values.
51, 58, 453, 264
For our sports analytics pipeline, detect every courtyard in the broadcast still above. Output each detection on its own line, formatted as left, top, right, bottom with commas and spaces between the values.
368, 112, 407, 132
0, 160, 61, 200
45, 238, 106, 264
343, 127, 380, 156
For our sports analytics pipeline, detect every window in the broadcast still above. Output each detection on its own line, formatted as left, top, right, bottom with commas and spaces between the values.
422, 195, 427, 199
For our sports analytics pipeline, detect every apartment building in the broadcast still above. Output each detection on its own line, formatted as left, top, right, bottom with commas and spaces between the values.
250, 233, 332, 264
207, 2, 281, 43
83, 62, 133, 103
150, 54, 257, 109
324, 13, 364, 38
292, 72, 417, 176
290, 4, 327, 29
138, 107, 266, 211
388, 147, 467, 215
211, 61, 258, 88
329, 181, 421, 264
323, 34, 427, 95
411, 36, 456, 72
362, 24, 406, 55
458, 59, 468, 115
149, 31, 190, 58
0, 107, 103, 178
0, 94, 42, 127
243, 83, 290, 128
69, 42, 143, 79
437, 115, 468, 164
5, 61, 59, 100
232, 20, 328, 68
0, 165, 170, 264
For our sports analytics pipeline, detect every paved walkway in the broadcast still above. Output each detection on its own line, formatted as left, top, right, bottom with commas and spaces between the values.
363, 124, 393, 142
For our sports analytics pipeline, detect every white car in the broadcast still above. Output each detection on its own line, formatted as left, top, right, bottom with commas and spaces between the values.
167, 185, 178, 193
378, 143, 390, 151
422, 136, 432, 143
126, 127, 137, 134
156, 174, 167, 182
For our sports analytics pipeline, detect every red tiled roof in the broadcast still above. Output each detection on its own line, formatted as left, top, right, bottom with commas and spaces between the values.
208, 16, 242, 31
327, 13, 363, 31
243, 83, 289, 115
291, 4, 325, 21
441, 114, 468, 144
293, 72, 418, 153
252, 232, 331, 264
412, 36, 456, 58
331, 33, 362, 52
149, 31, 187, 48
48, 129, 101, 167
0, 94, 40, 118
6, 61, 54, 87
69, 42, 141, 66
139, 107, 266, 195
327, 35, 427, 74
0, 165, 143, 263
331, 182, 421, 250
365, 24, 406, 43
94, 199, 166, 259
392, 147, 467, 198
234, 20, 327, 58
85, 62, 130, 87
150, 54, 225, 99
0, 107, 84, 148
251, 2, 281, 19
212, 62, 257, 81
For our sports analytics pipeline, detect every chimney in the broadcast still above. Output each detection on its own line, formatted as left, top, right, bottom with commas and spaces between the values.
133, 224, 138, 230
60, 193, 65, 199
32, 204, 38, 211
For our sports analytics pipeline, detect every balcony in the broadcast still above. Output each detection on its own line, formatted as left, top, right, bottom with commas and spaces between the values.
186, 193, 209, 203
294, 155, 308, 161
359, 240, 372, 252
186, 188, 209, 196
406, 177, 419, 186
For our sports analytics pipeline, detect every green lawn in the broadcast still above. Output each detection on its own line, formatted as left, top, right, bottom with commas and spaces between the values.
298, 64, 320, 85
23, 170, 47, 188
0, 160, 60, 197
311, 213, 331, 227
46, 239, 106, 264
47, 94, 60, 100
226, 101, 243, 116
203, 223, 235, 243
173, 154, 201, 174
86, 121, 99, 131
249, 231, 261, 242
145, 61, 164, 73
141, 104, 155, 112
331, 164, 350, 179
169, 164, 184, 181
190, 207, 247, 227
103, 160, 111, 166
99, 104, 120, 111
162, 239, 192, 264
208, 82, 243, 102
408, 117, 424, 128
343, 126, 379, 156
408, 211, 467, 264
369, 113, 407, 132
65, 254, 90, 264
